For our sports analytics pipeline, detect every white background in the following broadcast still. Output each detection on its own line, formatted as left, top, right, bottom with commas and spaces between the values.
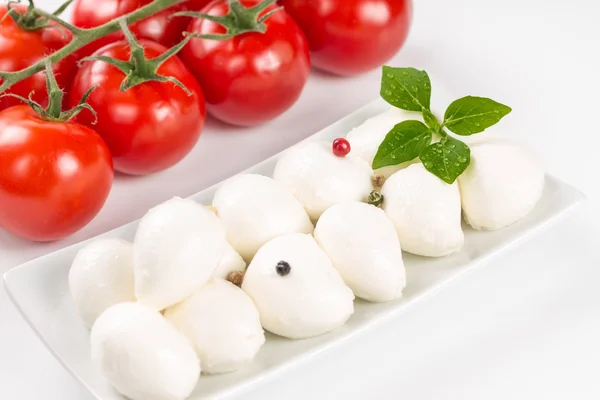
1, 0, 599, 399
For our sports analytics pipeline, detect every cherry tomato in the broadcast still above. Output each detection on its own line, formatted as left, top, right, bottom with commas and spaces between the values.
69, 39, 206, 175
0, 106, 113, 242
181, 0, 310, 126
71, 0, 212, 57
281, 0, 412, 76
0, 4, 77, 111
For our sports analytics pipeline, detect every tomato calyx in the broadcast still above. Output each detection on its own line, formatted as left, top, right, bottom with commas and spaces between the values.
1, 60, 97, 123
3, 0, 73, 32
176, 0, 283, 40
79, 19, 193, 93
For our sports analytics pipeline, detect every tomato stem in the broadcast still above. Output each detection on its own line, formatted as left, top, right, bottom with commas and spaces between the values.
121, 19, 151, 77
176, 0, 282, 40
0, 0, 185, 94
44, 59, 63, 119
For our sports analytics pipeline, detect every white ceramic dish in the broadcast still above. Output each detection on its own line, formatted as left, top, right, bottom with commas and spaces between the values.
3, 99, 584, 400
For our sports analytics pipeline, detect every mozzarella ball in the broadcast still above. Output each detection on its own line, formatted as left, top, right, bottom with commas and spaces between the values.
314, 202, 406, 302
134, 197, 227, 311
273, 141, 373, 220
381, 164, 464, 257
346, 107, 422, 178
243, 233, 354, 339
212, 174, 313, 261
91, 302, 200, 400
211, 243, 246, 279
165, 278, 265, 374
68, 238, 135, 328
458, 141, 545, 230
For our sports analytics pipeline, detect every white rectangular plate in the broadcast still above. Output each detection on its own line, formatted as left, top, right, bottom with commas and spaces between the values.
3, 99, 585, 400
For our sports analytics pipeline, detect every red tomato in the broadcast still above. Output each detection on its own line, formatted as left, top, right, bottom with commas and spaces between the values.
281, 0, 412, 76
69, 39, 206, 175
0, 5, 76, 111
71, 0, 212, 57
181, 0, 310, 126
0, 106, 113, 242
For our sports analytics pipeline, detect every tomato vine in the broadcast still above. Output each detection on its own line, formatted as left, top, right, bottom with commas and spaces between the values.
0, 0, 184, 93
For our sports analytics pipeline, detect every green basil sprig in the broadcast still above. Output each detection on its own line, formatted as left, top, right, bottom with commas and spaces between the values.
373, 66, 511, 183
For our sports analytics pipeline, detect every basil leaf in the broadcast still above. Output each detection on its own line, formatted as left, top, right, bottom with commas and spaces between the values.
443, 96, 511, 135
380, 66, 431, 112
419, 136, 470, 184
372, 120, 432, 170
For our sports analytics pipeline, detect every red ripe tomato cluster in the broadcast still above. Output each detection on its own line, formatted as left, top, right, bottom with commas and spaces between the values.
0, 0, 411, 242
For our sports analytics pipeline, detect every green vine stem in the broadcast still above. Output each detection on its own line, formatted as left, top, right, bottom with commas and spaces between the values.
0, 0, 185, 94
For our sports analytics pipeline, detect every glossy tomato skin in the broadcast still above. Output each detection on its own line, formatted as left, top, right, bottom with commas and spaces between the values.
281, 0, 412, 76
71, 0, 212, 57
69, 40, 206, 175
0, 106, 113, 242
182, 0, 311, 126
0, 5, 76, 111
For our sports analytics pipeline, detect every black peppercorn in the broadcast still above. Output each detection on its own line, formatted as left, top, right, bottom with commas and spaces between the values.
275, 260, 291, 276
